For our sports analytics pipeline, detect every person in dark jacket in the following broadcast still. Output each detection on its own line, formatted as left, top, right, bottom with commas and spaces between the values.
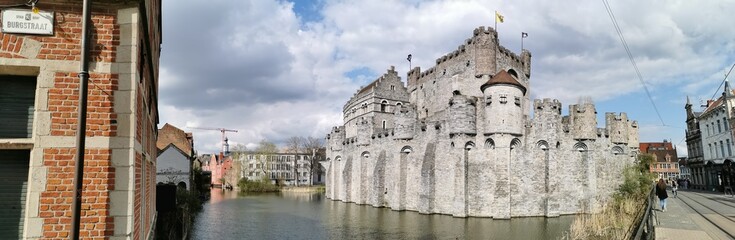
656, 179, 669, 212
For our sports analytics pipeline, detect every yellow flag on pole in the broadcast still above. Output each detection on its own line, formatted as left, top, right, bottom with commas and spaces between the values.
495, 11, 504, 23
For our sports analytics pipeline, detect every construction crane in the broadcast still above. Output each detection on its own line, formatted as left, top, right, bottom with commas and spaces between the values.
188, 126, 238, 154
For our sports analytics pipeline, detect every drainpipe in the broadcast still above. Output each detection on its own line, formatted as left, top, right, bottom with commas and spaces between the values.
70, 0, 92, 239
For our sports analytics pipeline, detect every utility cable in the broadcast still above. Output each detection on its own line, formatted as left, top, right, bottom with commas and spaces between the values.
709, 63, 735, 101
601, 0, 666, 126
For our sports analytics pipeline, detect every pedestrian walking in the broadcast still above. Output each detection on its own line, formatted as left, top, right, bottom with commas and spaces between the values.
656, 179, 669, 212
672, 181, 678, 198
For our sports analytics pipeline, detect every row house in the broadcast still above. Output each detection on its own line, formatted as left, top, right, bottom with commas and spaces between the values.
640, 141, 680, 180
0, 0, 162, 239
684, 81, 735, 191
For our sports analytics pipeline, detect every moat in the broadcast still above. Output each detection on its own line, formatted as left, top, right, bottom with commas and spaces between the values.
191, 190, 575, 239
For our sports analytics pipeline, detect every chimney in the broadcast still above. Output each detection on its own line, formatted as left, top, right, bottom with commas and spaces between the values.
219, 152, 224, 164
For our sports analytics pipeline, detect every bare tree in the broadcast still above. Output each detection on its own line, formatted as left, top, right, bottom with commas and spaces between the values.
303, 136, 325, 185
285, 136, 305, 186
255, 139, 278, 181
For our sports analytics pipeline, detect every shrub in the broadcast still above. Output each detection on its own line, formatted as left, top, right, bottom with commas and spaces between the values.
238, 176, 280, 192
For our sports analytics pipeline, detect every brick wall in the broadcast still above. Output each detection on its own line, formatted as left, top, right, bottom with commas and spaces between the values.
49, 72, 118, 137
41, 148, 114, 239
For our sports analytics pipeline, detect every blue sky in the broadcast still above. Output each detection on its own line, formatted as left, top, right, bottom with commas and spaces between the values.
158, 0, 735, 155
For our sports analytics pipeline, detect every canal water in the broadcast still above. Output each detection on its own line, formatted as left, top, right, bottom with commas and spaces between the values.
191, 190, 574, 239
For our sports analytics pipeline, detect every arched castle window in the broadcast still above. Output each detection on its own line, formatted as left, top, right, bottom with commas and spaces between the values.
573, 142, 588, 152
465, 141, 475, 150
536, 140, 549, 150
612, 146, 624, 155
381, 100, 388, 112
453, 90, 461, 96
382, 120, 386, 130
336, 156, 342, 161
485, 138, 495, 149
361, 151, 370, 159
507, 69, 519, 79
401, 146, 413, 154
510, 138, 521, 150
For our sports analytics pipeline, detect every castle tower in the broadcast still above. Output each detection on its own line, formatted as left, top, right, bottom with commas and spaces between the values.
481, 70, 526, 135
448, 94, 477, 135
606, 113, 629, 144
472, 26, 498, 77
569, 103, 597, 140
394, 104, 418, 140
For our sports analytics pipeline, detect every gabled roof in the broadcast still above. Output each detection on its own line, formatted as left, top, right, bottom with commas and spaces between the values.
157, 123, 193, 157
480, 70, 526, 94
158, 143, 189, 158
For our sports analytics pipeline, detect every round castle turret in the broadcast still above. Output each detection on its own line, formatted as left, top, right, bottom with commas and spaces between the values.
481, 70, 526, 135
394, 104, 418, 139
448, 94, 477, 135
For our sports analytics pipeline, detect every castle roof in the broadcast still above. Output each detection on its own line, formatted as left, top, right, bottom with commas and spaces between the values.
480, 70, 526, 94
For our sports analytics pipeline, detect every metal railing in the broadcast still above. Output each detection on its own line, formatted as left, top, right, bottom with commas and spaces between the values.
629, 184, 656, 240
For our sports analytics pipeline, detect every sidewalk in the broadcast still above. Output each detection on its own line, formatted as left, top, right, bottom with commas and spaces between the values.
653, 191, 730, 240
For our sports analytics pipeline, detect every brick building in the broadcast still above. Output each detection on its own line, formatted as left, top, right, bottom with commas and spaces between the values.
640, 141, 680, 180
0, 1, 161, 239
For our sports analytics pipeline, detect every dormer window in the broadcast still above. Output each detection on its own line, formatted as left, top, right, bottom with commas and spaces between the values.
499, 94, 507, 104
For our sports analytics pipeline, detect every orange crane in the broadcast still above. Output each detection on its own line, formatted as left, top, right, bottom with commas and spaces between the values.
188, 126, 238, 153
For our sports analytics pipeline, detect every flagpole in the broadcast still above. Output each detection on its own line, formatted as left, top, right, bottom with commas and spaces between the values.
521, 32, 528, 52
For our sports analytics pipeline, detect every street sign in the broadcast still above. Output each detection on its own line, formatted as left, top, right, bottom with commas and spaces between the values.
1, 9, 54, 35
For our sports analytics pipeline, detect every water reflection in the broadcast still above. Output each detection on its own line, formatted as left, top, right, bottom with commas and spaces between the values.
191, 190, 573, 240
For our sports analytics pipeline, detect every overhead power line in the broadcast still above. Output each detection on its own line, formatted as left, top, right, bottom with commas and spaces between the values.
709, 63, 735, 101
601, 0, 666, 126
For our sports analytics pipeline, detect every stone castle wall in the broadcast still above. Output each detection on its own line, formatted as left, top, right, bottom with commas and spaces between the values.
324, 26, 638, 218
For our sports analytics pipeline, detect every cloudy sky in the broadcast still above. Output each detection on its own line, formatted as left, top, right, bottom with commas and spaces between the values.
158, 0, 735, 156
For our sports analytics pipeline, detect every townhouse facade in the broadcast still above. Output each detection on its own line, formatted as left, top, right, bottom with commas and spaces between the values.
685, 81, 735, 191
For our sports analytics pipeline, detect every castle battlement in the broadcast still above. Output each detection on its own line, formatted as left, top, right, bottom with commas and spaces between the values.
324, 26, 638, 219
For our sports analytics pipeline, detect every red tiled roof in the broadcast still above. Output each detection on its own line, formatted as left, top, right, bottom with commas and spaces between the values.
480, 70, 526, 93
157, 123, 193, 157
639, 142, 674, 153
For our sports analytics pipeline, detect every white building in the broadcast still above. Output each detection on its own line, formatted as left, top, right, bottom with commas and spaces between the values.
156, 123, 194, 190
237, 153, 324, 186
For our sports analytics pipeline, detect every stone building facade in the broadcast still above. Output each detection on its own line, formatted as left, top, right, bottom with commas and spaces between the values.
0, 1, 161, 239
324, 26, 639, 218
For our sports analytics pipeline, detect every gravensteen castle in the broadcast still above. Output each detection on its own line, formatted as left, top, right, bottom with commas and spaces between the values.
324, 26, 640, 218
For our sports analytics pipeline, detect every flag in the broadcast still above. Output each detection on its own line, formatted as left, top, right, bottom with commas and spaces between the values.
495, 11, 504, 23
407, 54, 412, 62
522, 32, 528, 38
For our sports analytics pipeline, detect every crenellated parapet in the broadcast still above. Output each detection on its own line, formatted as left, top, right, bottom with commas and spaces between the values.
533, 98, 562, 116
